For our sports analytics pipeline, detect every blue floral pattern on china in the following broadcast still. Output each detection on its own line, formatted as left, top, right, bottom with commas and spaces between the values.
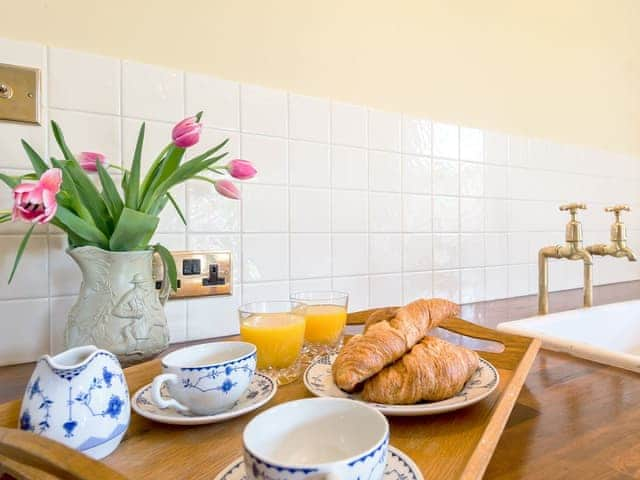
132, 372, 276, 425
303, 354, 499, 416
214, 445, 423, 480
18, 347, 130, 459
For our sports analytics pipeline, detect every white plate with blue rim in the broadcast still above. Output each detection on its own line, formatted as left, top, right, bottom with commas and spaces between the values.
131, 372, 276, 425
213, 446, 423, 480
303, 354, 499, 416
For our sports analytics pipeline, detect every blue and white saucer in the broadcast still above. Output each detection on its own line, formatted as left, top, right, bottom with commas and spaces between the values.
131, 372, 276, 425
214, 446, 423, 480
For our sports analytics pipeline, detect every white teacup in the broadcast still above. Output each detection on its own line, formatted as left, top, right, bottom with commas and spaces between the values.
151, 341, 256, 416
243, 398, 389, 480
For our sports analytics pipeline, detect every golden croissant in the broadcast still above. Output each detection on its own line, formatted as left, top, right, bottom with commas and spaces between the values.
362, 336, 479, 404
332, 298, 459, 392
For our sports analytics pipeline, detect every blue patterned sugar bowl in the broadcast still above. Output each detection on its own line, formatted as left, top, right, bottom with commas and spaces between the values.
18, 345, 130, 459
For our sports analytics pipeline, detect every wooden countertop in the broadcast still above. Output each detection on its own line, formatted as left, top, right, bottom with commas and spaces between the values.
1, 281, 639, 479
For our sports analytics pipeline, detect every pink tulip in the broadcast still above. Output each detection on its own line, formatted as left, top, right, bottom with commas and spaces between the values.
12, 168, 62, 224
172, 116, 202, 148
226, 159, 257, 180
77, 151, 108, 172
214, 179, 241, 200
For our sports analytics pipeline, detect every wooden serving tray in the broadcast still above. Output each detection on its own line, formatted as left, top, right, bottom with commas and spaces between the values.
0, 314, 539, 480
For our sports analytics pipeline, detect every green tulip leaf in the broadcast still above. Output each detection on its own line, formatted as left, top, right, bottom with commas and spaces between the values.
21, 140, 48, 175
55, 206, 109, 248
153, 243, 177, 291
126, 123, 145, 209
97, 160, 124, 223
109, 207, 159, 251
8, 224, 35, 284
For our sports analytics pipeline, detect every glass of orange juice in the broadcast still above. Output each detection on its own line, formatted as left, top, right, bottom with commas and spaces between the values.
239, 301, 306, 385
290, 291, 349, 359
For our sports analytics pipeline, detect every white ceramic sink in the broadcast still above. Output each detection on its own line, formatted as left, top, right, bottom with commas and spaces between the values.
497, 300, 640, 372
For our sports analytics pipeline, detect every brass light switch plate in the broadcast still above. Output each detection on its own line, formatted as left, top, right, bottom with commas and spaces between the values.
153, 250, 232, 299
0, 63, 40, 124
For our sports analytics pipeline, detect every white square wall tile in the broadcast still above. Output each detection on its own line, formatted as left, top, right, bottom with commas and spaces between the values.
484, 165, 508, 198
486, 266, 508, 300
460, 162, 484, 197
0, 235, 48, 300
291, 278, 332, 294
186, 180, 241, 233
368, 110, 401, 152
242, 281, 289, 304
331, 102, 367, 147
433, 234, 460, 270
484, 131, 509, 165
121, 119, 172, 171
460, 127, 484, 162
369, 151, 401, 192
191, 127, 240, 162
185, 73, 239, 130
291, 234, 331, 279
332, 190, 368, 232
0, 298, 49, 365
369, 234, 402, 274
164, 300, 187, 344
241, 134, 288, 185
243, 234, 289, 282
242, 184, 288, 232
332, 234, 368, 276
331, 146, 368, 190
48, 235, 81, 297
432, 270, 460, 303
403, 194, 432, 233
240, 84, 287, 137
49, 109, 121, 166
508, 264, 530, 298
369, 192, 402, 232
187, 294, 242, 339
485, 233, 508, 266
508, 232, 531, 264
403, 272, 433, 303
460, 233, 485, 268
122, 60, 184, 121
370, 274, 403, 308
0, 119, 47, 169
460, 198, 484, 232
402, 155, 431, 194
460, 268, 485, 304
50, 296, 75, 354
152, 233, 186, 250
401, 115, 431, 155
289, 140, 330, 187
49, 47, 120, 114
290, 188, 331, 232
433, 122, 459, 159
485, 199, 508, 232
433, 196, 459, 233
332, 276, 369, 312
289, 94, 330, 143
403, 234, 433, 272
432, 158, 459, 196
508, 135, 529, 167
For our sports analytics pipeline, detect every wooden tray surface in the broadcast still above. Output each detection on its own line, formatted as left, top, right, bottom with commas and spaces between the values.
0, 313, 540, 480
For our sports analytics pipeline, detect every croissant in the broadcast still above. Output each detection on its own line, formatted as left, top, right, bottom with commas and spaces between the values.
332, 298, 459, 392
361, 336, 479, 404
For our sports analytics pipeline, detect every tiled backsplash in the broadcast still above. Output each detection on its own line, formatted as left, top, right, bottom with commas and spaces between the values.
1, 37, 639, 365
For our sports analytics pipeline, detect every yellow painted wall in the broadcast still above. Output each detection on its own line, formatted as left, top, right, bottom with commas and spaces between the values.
1, 0, 638, 156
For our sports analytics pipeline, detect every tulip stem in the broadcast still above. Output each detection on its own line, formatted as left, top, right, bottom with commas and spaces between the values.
109, 164, 127, 172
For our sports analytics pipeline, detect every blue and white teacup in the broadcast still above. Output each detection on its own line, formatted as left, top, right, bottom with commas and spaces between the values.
151, 341, 256, 415
243, 398, 389, 480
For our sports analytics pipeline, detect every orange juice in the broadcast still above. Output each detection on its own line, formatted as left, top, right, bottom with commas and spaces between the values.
240, 313, 305, 369
303, 305, 348, 344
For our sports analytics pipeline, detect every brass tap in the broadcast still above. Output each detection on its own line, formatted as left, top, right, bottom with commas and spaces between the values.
538, 203, 593, 314
586, 205, 637, 261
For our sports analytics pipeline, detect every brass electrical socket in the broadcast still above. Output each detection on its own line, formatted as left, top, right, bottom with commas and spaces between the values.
0, 63, 40, 124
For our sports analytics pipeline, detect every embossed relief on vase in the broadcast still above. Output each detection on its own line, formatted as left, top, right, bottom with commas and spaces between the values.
64, 246, 170, 365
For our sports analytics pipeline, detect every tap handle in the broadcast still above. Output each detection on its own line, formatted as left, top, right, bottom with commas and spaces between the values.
559, 203, 587, 216
605, 204, 630, 216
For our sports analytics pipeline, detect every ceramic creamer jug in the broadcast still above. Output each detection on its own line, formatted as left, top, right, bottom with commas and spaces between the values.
18, 345, 130, 459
